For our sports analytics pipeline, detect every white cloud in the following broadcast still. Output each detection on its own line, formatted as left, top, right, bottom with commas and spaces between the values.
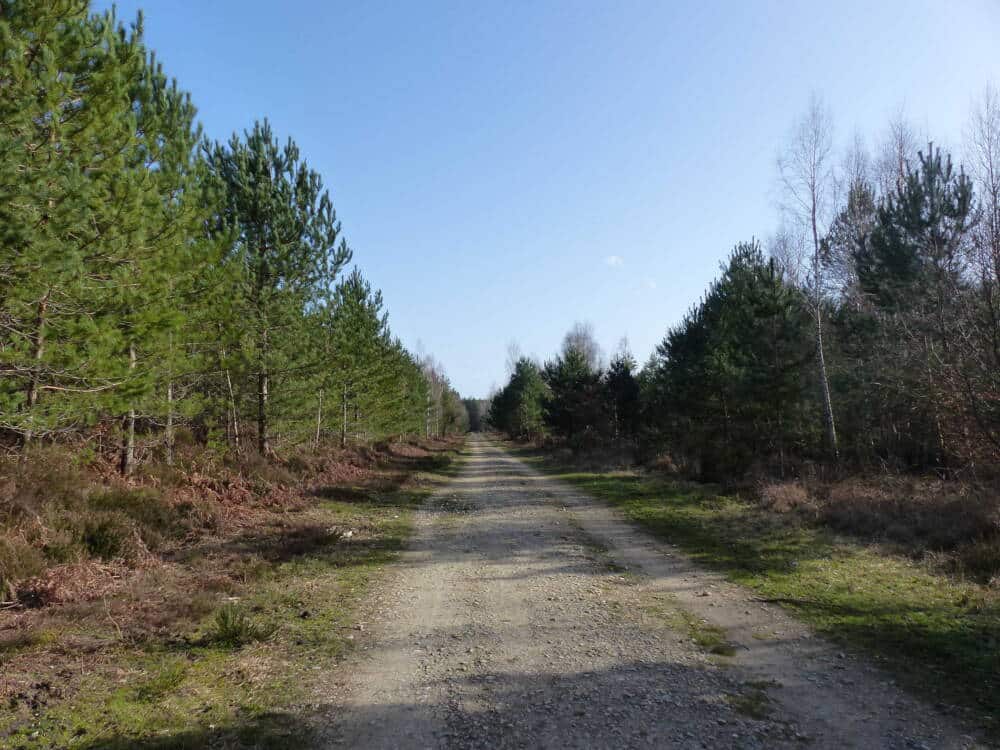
644, 279, 657, 290
605, 255, 624, 268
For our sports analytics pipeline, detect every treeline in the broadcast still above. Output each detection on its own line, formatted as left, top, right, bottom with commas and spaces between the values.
488, 323, 640, 448
490, 94, 1000, 480
462, 398, 491, 432
0, 3, 467, 473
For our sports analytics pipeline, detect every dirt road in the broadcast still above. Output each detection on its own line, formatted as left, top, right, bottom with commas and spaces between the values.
325, 437, 981, 749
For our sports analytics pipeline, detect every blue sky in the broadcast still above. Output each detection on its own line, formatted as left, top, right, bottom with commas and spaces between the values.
97, 1, 1000, 397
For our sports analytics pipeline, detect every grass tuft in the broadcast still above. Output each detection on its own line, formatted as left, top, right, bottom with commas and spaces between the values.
207, 603, 276, 648
643, 592, 736, 656
135, 659, 188, 702
727, 680, 777, 719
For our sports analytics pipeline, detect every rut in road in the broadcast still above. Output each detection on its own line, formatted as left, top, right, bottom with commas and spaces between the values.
325, 437, 981, 749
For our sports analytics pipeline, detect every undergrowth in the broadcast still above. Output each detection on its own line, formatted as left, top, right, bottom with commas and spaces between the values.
0, 437, 464, 749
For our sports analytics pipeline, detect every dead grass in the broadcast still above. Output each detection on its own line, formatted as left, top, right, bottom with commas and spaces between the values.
0, 436, 446, 606
757, 476, 1000, 584
757, 481, 814, 513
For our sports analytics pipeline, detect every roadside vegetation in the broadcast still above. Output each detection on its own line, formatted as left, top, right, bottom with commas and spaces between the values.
1, 437, 463, 748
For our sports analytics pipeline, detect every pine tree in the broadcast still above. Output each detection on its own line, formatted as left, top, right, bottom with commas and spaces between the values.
488, 358, 547, 440
603, 347, 640, 442
542, 345, 603, 444
0, 3, 172, 450
862, 145, 975, 311
856, 144, 977, 465
206, 121, 351, 454
645, 242, 811, 477
113, 41, 211, 474
823, 179, 878, 300
324, 269, 389, 446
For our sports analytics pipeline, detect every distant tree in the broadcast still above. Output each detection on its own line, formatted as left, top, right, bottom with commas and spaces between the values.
440, 388, 470, 435
603, 343, 640, 442
839, 132, 873, 197
561, 322, 603, 371
489, 358, 547, 440
542, 342, 603, 444
875, 110, 920, 198
421, 356, 448, 438
505, 340, 523, 377
462, 399, 491, 432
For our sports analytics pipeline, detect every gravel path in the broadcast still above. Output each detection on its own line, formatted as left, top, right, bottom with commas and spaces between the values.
325, 437, 984, 749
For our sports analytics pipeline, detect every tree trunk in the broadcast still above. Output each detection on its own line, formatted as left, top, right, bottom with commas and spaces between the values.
165, 378, 174, 465
315, 391, 323, 449
812, 205, 839, 460
22, 291, 50, 445
257, 326, 270, 455
340, 384, 348, 449
815, 308, 838, 459
257, 369, 269, 455
222, 352, 240, 452
121, 343, 137, 476
165, 334, 174, 465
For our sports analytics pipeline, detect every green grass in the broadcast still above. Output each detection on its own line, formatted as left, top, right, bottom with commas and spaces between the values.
1, 447, 463, 750
642, 591, 736, 656
727, 680, 778, 720
524, 457, 1000, 734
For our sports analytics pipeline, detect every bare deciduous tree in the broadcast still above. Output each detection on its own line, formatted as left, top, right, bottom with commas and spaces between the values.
562, 321, 603, 372
777, 95, 839, 458
767, 224, 805, 283
839, 132, 872, 198
505, 340, 523, 377
967, 84, 1000, 297
959, 83, 1000, 453
875, 108, 919, 197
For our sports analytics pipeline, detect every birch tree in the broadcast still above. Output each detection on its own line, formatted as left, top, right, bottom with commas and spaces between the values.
960, 85, 1000, 455
777, 96, 839, 458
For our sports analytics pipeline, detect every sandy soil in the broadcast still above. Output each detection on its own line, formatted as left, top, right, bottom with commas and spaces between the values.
322, 437, 984, 749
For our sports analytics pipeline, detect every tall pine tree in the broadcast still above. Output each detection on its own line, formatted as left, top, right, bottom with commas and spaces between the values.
206, 121, 351, 454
